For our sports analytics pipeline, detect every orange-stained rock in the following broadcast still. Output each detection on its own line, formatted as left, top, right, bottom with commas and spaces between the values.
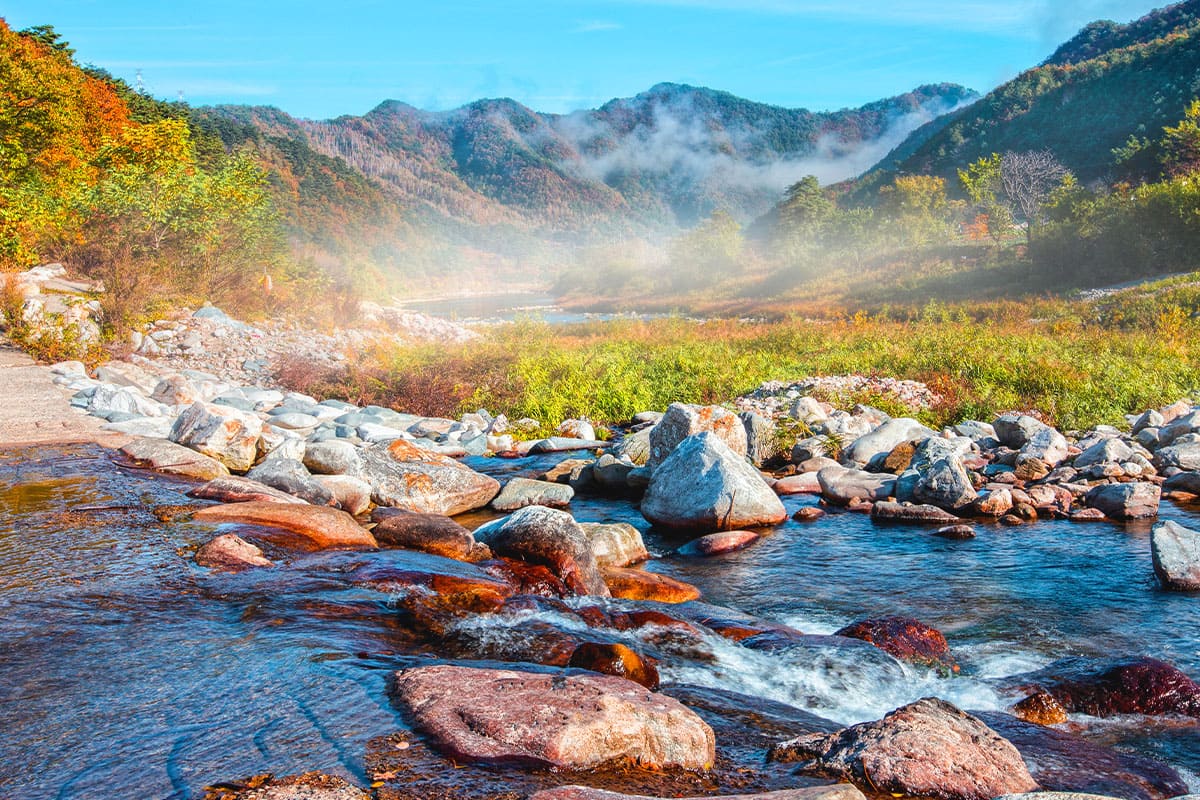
371, 508, 483, 561
568, 642, 660, 690
483, 558, 569, 597
1011, 691, 1069, 726
193, 501, 377, 549
601, 567, 701, 603
357, 439, 500, 515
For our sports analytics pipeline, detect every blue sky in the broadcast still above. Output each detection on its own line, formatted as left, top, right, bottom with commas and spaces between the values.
5, 1, 1164, 118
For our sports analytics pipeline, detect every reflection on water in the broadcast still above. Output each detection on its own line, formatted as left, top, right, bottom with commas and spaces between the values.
399, 292, 654, 325
1, 445, 1199, 798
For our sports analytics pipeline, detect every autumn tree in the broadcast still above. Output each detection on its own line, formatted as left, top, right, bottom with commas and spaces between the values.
1161, 98, 1200, 177
879, 174, 953, 246
958, 154, 1012, 244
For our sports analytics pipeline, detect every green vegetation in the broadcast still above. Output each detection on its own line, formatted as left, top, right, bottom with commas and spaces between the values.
279, 281, 1200, 432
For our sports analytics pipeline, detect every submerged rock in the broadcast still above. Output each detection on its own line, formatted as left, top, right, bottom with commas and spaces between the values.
195, 533, 273, 571
372, 508, 481, 561
680, 529, 760, 556
1011, 657, 1200, 718
1151, 520, 1200, 590
192, 502, 377, 550
641, 432, 786, 531
392, 664, 715, 770
770, 697, 1037, 800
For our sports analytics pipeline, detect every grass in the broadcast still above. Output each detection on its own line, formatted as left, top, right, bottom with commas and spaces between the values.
278, 283, 1200, 432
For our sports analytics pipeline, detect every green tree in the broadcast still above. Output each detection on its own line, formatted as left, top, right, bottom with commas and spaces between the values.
1161, 99, 1200, 177
958, 154, 1012, 243
669, 210, 743, 290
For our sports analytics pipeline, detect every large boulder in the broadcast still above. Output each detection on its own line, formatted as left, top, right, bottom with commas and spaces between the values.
1018, 427, 1070, 469
192, 502, 377, 549
647, 403, 747, 471
1151, 520, 1200, 590
910, 437, 978, 511
119, 437, 229, 481
770, 697, 1037, 800
169, 401, 263, 472
475, 506, 609, 596
1074, 438, 1136, 469
817, 465, 895, 505
740, 410, 780, 467
994, 414, 1049, 449
843, 418, 935, 466
1084, 482, 1160, 520
356, 439, 499, 515
246, 457, 335, 506
641, 432, 786, 531
392, 665, 715, 770
1154, 440, 1200, 471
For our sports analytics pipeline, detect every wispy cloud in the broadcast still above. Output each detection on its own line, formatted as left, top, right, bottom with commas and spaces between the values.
571, 20, 623, 33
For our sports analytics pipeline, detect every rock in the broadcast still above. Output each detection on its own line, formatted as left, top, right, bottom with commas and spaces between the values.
192, 502, 377, 550
150, 374, 198, 406
169, 401, 263, 472
790, 395, 829, 424
475, 506, 609, 596
592, 454, 635, 491
557, 418, 596, 440
579, 522, 648, 568
188, 475, 308, 505
935, 524, 976, 539
911, 438, 978, 511
834, 616, 957, 672
314, 475, 372, 516
1011, 691, 1068, 726
568, 642, 660, 689
995, 414, 1049, 449
372, 509, 481, 561
1163, 471, 1200, 494
740, 410, 780, 467
1151, 520, 1200, 590
1074, 438, 1136, 468
1012, 657, 1200, 718
844, 417, 935, 466
1019, 426, 1070, 469
525, 437, 609, 454
870, 501, 960, 524
641, 432, 786, 531
302, 439, 361, 475
87, 384, 163, 418
602, 567, 701, 603
530, 788, 866, 800
356, 439, 499, 515
195, 533, 273, 571
491, 477, 574, 511
817, 465, 895, 505
773, 472, 822, 494
119, 438, 229, 480
615, 427, 652, 466
392, 664, 715, 770
246, 458, 335, 506
647, 403, 747, 471
770, 697, 1037, 800
978, 711, 1189, 800
973, 488, 1014, 517
1155, 441, 1200, 471
680, 530, 759, 556
542, 458, 596, 489
793, 507, 826, 522
1085, 482, 1160, 520
236, 771, 369, 800
1069, 508, 1108, 522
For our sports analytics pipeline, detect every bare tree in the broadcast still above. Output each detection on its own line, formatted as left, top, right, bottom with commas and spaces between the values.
1000, 150, 1070, 245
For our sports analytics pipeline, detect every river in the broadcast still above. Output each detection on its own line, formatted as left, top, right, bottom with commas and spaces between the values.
1, 444, 1198, 799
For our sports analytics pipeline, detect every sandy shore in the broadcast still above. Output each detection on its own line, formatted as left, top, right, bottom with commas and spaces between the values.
0, 342, 128, 448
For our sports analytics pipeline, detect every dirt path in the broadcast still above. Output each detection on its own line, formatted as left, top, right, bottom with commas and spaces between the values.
0, 342, 129, 448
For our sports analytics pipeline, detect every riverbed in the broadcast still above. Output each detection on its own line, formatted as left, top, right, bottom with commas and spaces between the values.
1, 444, 1198, 799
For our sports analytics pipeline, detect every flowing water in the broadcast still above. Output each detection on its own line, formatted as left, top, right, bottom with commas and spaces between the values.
398, 292, 651, 325
1, 444, 1199, 799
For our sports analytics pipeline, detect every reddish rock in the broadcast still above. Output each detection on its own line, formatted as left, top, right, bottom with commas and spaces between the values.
792, 507, 826, 522
683, 530, 760, 556
195, 533, 273, 571
370, 508, 483, 561
392, 664, 716, 770
1014, 502, 1040, 521
1014, 657, 1200, 718
1028, 484, 1073, 513
935, 524, 977, 539
189, 475, 307, 505
870, 501, 960, 524
1011, 691, 1068, 726
484, 558, 569, 597
972, 488, 1014, 517
773, 473, 822, 495
478, 506, 609, 596
834, 616, 957, 673
1069, 508, 1107, 522
602, 567, 701, 603
568, 642, 660, 689
529, 787, 865, 800
220, 771, 368, 799
978, 711, 1189, 800
192, 502, 377, 549
1085, 482, 1161, 521
769, 697, 1038, 800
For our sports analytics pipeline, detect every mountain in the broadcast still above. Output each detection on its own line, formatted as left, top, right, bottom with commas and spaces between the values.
205, 82, 975, 238
851, 0, 1200, 198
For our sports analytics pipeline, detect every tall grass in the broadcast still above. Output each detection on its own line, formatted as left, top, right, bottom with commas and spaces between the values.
279, 293, 1200, 431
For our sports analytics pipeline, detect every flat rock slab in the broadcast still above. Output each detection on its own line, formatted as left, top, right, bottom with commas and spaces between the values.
491, 477, 574, 511
120, 437, 230, 481
193, 501, 377, 549
189, 475, 307, 505
530, 786, 865, 800
358, 440, 500, 515
392, 664, 715, 771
